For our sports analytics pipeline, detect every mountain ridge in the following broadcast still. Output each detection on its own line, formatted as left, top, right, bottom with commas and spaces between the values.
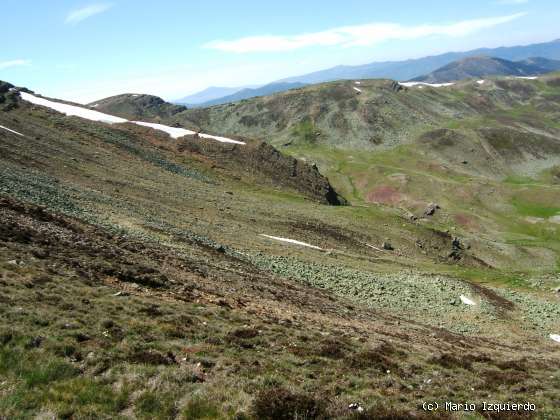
276, 38, 560, 84
412, 56, 560, 83
182, 81, 308, 108
169, 38, 560, 108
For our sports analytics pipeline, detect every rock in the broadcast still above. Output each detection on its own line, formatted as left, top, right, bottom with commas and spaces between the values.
382, 241, 394, 251
390, 81, 403, 92
423, 203, 440, 217
349, 403, 364, 412
25, 336, 44, 349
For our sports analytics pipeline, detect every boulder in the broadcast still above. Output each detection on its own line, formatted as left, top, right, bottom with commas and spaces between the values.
424, 203, 440, 217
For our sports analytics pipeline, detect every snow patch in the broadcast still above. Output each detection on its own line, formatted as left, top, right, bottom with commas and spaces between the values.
400, 82, 454, 88
353, 86, 362, 93
132, 94, 140, 97
91, 104, 99, 108
549, 215, 560, 224
132, 122, 245, 144
550, 334, 560, 343
132, 121, 196, 139
19, 91, 245, 145
459, 295, 476, 306
198, 133, 246, 145
477, 80, 485, 85
515, 76, 538, 80
0, 124, 24, 137
260, 234, 323, 250
354, 81, 361, 85
20, 92, 127, 124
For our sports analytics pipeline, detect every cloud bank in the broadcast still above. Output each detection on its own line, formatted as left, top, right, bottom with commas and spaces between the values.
204, 13, 526, 53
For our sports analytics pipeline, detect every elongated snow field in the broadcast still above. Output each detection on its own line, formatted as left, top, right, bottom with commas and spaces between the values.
0, 124, 24, 137
352, 86, 362, 93
260, 234, 323, 250
551, 334, 560, 343
132, 121, 197, 139
20, 92, 127, 124
399, 82, 455, 88
19, 92, 245, 145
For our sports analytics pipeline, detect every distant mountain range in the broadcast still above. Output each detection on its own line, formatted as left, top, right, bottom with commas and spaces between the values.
412, 56, 560, 83
178, 82, 308, 108
277, 38, 560, 84
174, 86, 259, 106
177, 38, 560, 107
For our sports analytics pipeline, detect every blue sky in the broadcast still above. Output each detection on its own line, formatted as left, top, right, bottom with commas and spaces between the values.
1, 0, 558, 103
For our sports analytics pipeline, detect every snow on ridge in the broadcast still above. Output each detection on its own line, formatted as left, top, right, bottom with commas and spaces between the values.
198, 133, 245, 145
260, 234, 323, 250
19, 91, 245, 145
459, 295, 476, 306
354, 81, 361, 85
515, 76, 538, 80
551, 334, 560, 343
20, 92, 127, 124
400, 82, 454, 88
353, 86, 362, 93
477, 80, 485, 85
132, 121, 196, 139
132, 122, 245, 144
0, 124, 24, 137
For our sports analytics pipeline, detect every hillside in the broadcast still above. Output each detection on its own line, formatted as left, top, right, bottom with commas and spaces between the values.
1, 78, 560, 418
162, 74, 560, 271
413, 56, 560, 83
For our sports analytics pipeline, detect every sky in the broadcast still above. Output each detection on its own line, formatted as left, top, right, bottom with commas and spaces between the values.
1, 0, 559, 103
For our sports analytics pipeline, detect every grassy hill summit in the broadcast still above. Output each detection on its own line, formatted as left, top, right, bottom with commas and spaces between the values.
88, 93, 187, 121
1, 73, 560, 418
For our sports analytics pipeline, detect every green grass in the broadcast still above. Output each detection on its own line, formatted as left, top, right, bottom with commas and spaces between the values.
511, 196, 560, 218
291, 118, 320, 144
135, 390, 178, 419
181, 396, 222, 419
503, 175, 537, 185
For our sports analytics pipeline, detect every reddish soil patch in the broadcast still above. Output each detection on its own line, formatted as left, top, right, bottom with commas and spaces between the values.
454, 213, 473, 227
366, 185, 402, 205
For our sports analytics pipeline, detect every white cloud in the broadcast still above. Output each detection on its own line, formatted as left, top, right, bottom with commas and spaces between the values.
0, 59, 31, 71
65, 3, 113, 25
496, 0, 528, 4
204, 13, 526, 53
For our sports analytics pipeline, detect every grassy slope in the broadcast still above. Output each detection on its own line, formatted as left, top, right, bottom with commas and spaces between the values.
0, 85, 560, 418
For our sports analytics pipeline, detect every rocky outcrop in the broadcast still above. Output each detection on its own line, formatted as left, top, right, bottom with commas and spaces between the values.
0, 81, 18, 111
177, 136, 345, 205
